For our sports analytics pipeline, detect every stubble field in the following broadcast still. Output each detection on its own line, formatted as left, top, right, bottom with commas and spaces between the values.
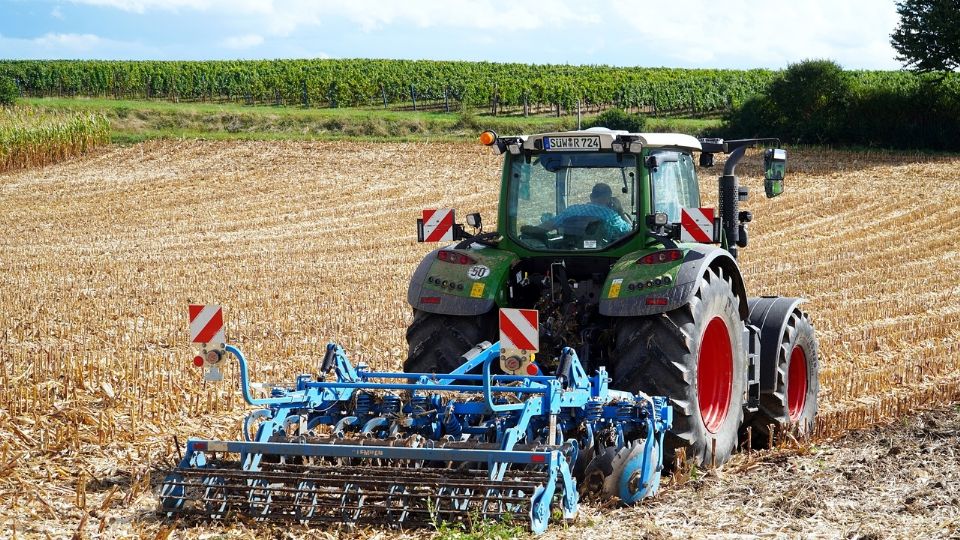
1, 140, 959, 538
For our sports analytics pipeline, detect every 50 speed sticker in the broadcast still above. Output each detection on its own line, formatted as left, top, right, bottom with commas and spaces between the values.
467, 265, 490, 280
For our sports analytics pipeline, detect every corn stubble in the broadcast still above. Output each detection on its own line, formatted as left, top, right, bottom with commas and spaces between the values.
0, 140, 958, 538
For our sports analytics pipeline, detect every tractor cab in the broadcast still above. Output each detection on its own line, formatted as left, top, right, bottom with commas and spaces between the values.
495, 129, 703, 255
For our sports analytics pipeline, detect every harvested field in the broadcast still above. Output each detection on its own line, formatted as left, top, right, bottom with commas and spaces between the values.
0, 140, 959, 538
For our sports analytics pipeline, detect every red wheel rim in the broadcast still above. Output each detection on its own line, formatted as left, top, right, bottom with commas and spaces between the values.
787, 346, 808, 421
698, 317, 733, 434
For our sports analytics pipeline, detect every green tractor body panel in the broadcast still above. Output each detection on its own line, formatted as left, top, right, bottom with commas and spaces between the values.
407, 246, 518, 316
600, 243, 749, 318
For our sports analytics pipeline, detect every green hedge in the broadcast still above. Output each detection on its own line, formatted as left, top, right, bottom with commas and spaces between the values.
725, 60, 960, 150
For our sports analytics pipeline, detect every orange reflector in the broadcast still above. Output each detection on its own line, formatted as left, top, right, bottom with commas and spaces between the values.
479, 130, 497, 146
193, 355, 204, 367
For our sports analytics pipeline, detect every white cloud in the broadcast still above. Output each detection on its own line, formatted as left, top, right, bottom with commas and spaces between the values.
51, 6, 65, 19
221, 33, 264, 49
32, 32, 103, 50
610, 0, 901, 69
0, 32, 157, 59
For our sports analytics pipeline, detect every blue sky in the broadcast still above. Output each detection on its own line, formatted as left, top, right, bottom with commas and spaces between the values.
0, 0, 904, 69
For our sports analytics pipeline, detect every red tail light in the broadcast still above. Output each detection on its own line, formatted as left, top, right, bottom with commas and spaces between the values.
638, 249, 683, 265
646, 298, 669, 306
437, 250, 477, 265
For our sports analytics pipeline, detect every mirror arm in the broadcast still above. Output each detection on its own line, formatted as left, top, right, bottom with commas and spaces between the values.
722, 145, 748, 177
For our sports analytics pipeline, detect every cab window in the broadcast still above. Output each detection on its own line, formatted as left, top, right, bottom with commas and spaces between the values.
650, 151, 700, 221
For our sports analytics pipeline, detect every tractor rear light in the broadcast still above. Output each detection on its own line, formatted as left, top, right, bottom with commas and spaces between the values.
420, 297, 441, 304
638, 250, 683, 265
193, 355, 204, 367
645, 298, 669, 306
437, 250, 477, 265
663, 275, 672, 284
653, 277, 662, 286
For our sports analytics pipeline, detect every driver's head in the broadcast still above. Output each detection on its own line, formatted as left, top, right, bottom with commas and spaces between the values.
590, 183, 613, 205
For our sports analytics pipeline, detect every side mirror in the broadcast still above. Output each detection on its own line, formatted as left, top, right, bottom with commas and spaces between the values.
699, 152, 715, 167
763, 148, 787, 198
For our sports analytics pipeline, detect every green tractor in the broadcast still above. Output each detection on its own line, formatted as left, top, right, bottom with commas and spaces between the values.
406, 128, 819, 468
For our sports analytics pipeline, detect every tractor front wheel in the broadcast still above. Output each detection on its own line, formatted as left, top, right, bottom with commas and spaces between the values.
403, 309, 498, 374
611, 266, 747, 468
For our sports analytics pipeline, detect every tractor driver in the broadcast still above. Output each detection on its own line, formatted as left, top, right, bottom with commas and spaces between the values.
523, 182, 631, 241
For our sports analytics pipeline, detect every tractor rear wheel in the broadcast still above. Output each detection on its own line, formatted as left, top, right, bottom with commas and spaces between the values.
611, 266, 746, 468
742, 310, 819, 447
403, 309, 498, 374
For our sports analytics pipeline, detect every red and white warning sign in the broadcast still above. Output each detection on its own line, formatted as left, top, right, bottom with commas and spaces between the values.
680, 207, 716, 243
499, 308, 539, 352
420, 208, 455, 242
189, 304, 225, 344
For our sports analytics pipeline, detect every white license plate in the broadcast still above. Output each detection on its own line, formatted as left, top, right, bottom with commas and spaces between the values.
544, 136, 601, 151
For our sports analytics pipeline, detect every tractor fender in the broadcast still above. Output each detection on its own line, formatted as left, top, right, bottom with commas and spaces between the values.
747, 296, 806, 392
406, 246, 516, 316
600, 244, 749, 319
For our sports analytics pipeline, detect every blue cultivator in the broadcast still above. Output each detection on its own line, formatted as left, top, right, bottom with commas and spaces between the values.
160, 341, 672, 534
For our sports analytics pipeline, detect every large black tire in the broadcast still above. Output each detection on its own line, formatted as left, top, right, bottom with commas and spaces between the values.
403, 309, 498, 373
611, 266, 747, 467
742, 310, 819, 447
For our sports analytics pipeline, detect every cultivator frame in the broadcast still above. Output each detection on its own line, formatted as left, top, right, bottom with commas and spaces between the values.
160, 340, 672, 533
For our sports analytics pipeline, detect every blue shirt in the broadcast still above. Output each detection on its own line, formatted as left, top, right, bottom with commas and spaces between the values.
554, 203, 631, 239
